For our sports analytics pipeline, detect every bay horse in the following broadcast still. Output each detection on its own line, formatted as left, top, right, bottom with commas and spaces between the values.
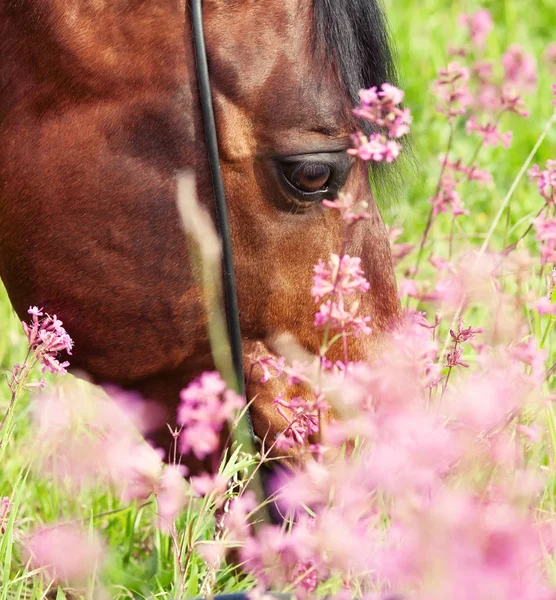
0, 0, 400, 460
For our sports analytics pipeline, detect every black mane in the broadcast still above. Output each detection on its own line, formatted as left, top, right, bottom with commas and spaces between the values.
313, 0, 397, 105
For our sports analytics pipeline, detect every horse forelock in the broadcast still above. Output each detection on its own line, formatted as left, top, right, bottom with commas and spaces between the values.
312, 0, 397, 106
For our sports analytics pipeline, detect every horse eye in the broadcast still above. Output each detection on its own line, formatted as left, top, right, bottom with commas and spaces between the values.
282, 162, 332, 194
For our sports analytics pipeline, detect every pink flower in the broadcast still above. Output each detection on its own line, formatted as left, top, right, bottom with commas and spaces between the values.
459, 9, 493, 50
322, 192, 371, 224
388, 227, 415, 264
107, 438, 165, 502
508, 338, 547, 386
178, 372, 245, 460
534, 297, 556, 315
348, 132, 401, 163
21, 307, 73, 375
156, 465, 188, 533
223, 491, 257, 540
397, 279, 420, 299
545, 42, 556, 73
433, 62, 472, 119
446, 157, 493, 185
314, 297, 372, 337
26, 524, 104, 583
273, 393, 328, 449
250, 355, 286, 383
312, 254, 370, 301
533, 215, 556, 264
0, 497, 11, 534
191, 473, 229, 498
529, 160, 556, 205
353, 83, 411, 139
466, 116, 512, 148
500, 89, 530, 117
503, 45, 538, 92
429, 174, 469, 217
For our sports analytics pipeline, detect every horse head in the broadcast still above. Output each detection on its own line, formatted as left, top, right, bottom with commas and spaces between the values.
0, 0, 400, 461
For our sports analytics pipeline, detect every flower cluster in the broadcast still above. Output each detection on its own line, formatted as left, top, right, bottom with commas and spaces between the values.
433, 62, 472, 119
22, 307, 73, 375
312, 254, 372, 338
349, 83, 410, 162
529, 159, 556, 205
178, 371, 244, 460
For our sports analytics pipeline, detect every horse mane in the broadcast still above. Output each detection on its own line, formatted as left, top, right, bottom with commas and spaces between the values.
312, 0, 397, 105
313, 0, 411, 204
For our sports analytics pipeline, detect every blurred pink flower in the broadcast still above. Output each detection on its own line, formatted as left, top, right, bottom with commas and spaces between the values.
223, 491, 257, 540
388, 227, 415, 264
503, 44, 538, 92
322, 192, 371, 224
353, 83, 411, 138
534, 296, 556, 315
529, 160, 556, 205
460, 9, 493, 50
26, 524, 103, 583
429, 172, 469, 216
533, 214, 556, 264
545, 42, 556, 73
156, 464, 188, 533
0, 497, 11, 534
314, 297, 372, 337
466, 116, 512, 148
433, 62, 472, 119
348, 132, 401, 163
178, 372, 244, 460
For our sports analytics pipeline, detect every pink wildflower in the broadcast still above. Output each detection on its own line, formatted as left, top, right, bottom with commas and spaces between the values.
529, 160, 556, 205
388, 227, 414, 264
353, 83, 411, 138
156, 465, 188, 533
314, 297, 372, 337
397, 279, 420, 299
26, 524, 103, 583
322, 192, 371, 224
503, 44, 538, 92
0, 497, 11, 534
348, 132, 401, 163
508, 338, 547, 386
533, 215, 556, 265
21, 307, 73, 375
446, 157, 493, 185
433, 62, 472, 119
429, 172, 469, 217
311, 254, 370, 301
534, 296, 556, 315
466, 115, 512, 148
250, 355, 286, 383
273, 393, 328, 449
459, 9, 493, 50
223, 491, 257, 540
545, 43, 556, 73
107, 438, 165, 502
500, 88, 530, 117
191, 473, 229, 498
178, 372, 244, 460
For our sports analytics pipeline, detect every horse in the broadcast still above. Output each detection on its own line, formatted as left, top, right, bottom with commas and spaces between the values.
0, 0, 400, 462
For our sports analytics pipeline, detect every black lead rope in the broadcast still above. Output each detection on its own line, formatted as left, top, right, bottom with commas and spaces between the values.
190, 1, 249, 408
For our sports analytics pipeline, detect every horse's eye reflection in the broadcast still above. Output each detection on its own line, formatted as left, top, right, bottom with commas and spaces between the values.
282, 162, 332, 194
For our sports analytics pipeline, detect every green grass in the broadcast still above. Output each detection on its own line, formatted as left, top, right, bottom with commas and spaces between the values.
1, 1, 555, 597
